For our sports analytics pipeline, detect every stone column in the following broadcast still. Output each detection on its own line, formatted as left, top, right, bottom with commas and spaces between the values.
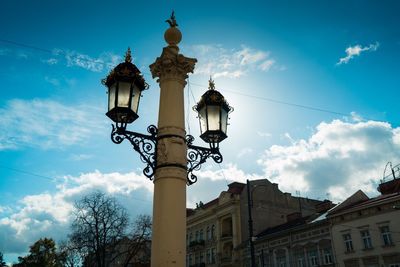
149, 19, 197, 267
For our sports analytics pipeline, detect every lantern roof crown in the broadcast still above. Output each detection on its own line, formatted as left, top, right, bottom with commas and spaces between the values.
195, 78, 232, 112
102, 48, 147, 90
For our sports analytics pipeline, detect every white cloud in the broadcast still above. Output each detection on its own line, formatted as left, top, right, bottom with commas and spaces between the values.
43, 58, 58, 65
258, 119, 400, 201
40, 49, 122, 72
64, 50, 122, 72
257, 131, 272, 138
0, 99, 106, 150
0, 170, 153, 254
187, 44, 279, 78
237, 148, 254, 158
337, 42, 379, 65
69, 154, 93, 161
44, 76, 60, 86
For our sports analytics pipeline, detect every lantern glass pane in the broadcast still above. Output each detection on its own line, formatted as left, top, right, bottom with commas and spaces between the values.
117, 82, 131, 108
130, 85, 141, 114
198, 106, 207, 135
207, 105, 220, 131
221, 108, 228, 134
108, 84, 116, 111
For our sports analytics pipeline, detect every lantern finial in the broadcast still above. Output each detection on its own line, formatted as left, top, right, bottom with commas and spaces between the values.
208, 76, 215, 90
125, 47, 132, 63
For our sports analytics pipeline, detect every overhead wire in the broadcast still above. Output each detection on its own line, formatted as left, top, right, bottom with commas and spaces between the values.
187, 80, 378, 122
0, 164, 57, 182
1, 37, 395, 125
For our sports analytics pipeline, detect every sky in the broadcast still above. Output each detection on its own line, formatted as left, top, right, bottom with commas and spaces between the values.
1, 0, 400, 263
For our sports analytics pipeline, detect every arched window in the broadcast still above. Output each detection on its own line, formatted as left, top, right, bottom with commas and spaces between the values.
211, 224, 216, 238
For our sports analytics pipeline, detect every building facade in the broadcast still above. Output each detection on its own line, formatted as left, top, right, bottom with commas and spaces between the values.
186, 179, 323, 267
242, 200, 335, 267
327, 178, 400, 267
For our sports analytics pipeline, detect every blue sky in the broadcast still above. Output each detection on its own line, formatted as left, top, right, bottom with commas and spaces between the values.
1, 0, 400, 263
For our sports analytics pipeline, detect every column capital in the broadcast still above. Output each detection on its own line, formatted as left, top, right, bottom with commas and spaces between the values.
150, 46, 197, 82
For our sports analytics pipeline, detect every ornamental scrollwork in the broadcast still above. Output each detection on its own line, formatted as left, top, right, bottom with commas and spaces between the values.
186, 135, 223, 185
111, 124, 158, 179
111, 125, 223, 185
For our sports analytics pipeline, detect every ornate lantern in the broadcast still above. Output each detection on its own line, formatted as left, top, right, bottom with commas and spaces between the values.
194, 78, 233, 148
103, 48, 148, 125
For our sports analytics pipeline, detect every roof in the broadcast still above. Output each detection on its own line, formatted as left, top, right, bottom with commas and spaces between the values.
328, 191, 400, 217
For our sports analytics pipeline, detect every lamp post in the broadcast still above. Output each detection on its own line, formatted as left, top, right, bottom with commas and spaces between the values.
247, 179, 257, 267
103, 12, 232, 267
247, 180, 270, 267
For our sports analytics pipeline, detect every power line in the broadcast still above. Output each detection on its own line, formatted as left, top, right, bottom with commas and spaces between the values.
0, 38, 113, 68
1, 38, 397, 125
188, 80, 362, 120
0, 164, 57, 182
0, 38, 53, 53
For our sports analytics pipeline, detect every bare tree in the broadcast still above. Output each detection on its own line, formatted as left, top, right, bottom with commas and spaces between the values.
111, 214, 152, 267
58, 240, 80, 267
69, 192, 128, 267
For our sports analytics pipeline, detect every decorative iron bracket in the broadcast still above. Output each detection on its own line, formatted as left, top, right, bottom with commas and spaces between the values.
186, 135, 223, 185
111, 124, 158, 179
111, 126, 223, 185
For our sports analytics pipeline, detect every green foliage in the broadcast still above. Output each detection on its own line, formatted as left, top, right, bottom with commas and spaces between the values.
14, 238, 63, 267
0, 252, 7, 267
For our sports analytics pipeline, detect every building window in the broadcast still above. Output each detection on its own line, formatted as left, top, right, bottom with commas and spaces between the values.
361, 230, 373, 249
324, 248, 333, 264
211, 248, 216, 264
308, 251, 318, 267
200, 229, 204, 241
195, 230, 199, 241
343, 233, 354, 252
200, 252, 204, 264
207, 226, 211, 240
189, 233, 193, 243
380, 226, 393, 246
297, 257, 305, 267
189, 254, 193, 265
206, 249, 211, 264
211, 224, 216, 239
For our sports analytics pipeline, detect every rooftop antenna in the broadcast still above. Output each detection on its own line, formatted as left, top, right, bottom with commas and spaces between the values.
383, 162, 396, 183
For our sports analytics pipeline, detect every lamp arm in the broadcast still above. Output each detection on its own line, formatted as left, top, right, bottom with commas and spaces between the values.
110, 127, 223, 185
186, 135, 223, 185
111, 124, 158, 179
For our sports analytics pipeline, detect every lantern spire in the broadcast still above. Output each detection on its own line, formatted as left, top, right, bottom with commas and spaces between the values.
208, 76, 215, 90
125, 47, 132, 63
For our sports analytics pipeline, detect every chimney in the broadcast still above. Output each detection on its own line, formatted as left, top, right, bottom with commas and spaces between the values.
315, 200, 334, 213
378, 178, 400, 195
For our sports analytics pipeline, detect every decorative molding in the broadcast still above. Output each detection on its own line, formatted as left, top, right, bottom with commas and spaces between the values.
150, 46, 197, 81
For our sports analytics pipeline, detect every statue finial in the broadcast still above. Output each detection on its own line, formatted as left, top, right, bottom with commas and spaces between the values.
208, 76, 215, 90
125, 47, 132, 63
166, 10, 178, 27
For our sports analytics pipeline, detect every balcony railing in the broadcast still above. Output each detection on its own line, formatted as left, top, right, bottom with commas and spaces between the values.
189, 239, 205, 248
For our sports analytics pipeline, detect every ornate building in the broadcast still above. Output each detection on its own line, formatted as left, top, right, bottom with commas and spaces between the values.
186, 179, 324, 267
246, 201, 335, 267
327, 177, 400, 267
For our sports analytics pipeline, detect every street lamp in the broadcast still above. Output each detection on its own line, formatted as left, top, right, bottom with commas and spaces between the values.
104, 48, 147, 126
194, 77, 232, 149
103, 12, 233, 267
